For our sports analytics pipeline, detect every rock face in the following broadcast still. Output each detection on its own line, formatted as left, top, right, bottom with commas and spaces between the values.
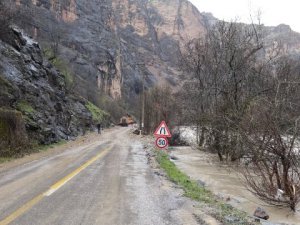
0, 28, 93, 144
263, 24, 300, 59
9, 0, 300, 105
4, 0, 300, 116
10, 0, 207, 103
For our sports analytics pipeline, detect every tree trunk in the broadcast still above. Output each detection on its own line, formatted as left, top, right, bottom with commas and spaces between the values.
199, 126, 206, 147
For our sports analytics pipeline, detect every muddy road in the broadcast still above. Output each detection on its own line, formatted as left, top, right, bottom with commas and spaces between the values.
0, 128, 198, 225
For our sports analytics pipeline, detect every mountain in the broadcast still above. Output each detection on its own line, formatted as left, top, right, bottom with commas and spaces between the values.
9, 0, 300, 103
8, 0, 207, 104
262, 24, 300, 59
2, 0, 300, 147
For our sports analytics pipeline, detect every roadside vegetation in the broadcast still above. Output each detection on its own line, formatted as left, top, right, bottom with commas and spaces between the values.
85, 101, 110, 126
142, 19, 300, 212
0, 157, 13, 164
156, 151, 251, 224
0, 106, 68, 161
178, 19, 300, 211
0, 140, 69, 164
35, 140, 67, 152
0, 108, 30, 158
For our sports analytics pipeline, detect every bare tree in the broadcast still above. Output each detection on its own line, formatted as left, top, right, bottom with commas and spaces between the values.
180, 20, 264, 161
143, 85, 177, 134
180, 17, 300, 210
240, 57, 300, 211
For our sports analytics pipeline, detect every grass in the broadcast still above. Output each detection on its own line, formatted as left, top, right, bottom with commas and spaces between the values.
156, 151, 250, 225
157, 151, 213, 203
0, 140, 68, 164
16, 100, 35, 114
35, 140, 67, 152
0, 157, 13, 164
85, 101, 109, 123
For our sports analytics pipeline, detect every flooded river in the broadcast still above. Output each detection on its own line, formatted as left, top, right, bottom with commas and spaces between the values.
171, 147, 300, 225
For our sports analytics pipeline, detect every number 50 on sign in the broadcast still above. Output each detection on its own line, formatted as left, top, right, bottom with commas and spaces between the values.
155, 137, 168, 149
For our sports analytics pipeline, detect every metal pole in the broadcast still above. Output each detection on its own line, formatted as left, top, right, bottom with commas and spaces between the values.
141, 73, 145, 134
137, 62, 146, 135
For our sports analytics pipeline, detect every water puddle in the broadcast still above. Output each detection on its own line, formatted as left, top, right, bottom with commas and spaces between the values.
171, 147, 300, 225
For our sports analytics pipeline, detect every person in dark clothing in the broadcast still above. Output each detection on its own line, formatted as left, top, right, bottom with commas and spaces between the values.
96, 123, 101, 134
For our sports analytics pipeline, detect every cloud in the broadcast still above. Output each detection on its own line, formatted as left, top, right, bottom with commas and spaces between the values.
188, 0, 300, 32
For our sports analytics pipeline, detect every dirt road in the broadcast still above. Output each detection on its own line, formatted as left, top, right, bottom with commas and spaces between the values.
0, 127, 199, 225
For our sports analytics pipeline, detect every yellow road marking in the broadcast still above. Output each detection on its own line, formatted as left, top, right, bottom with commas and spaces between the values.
0, 146, 112, 225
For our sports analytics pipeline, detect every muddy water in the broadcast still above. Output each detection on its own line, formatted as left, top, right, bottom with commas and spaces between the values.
171, 147, 300, 225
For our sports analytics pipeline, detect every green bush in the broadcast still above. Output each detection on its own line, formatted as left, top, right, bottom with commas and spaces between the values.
85, 101, 109, 124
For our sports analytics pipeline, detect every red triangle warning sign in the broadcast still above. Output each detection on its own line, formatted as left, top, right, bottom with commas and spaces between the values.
154, 121, 172, 137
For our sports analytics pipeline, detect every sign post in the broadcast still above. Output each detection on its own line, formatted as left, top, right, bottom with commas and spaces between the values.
154, 121, 171, 149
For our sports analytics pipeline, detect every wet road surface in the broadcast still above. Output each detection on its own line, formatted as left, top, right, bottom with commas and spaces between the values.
0, 128, 191, 225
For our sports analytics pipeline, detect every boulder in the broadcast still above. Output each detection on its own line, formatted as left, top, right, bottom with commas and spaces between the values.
254, 207, 269, 220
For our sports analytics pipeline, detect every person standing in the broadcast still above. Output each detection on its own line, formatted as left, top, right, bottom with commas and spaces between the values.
96, 123, 101, 134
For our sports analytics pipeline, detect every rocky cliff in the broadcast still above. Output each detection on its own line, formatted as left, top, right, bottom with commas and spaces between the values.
0, 27, 100, 145
9, 0, 300, 106
9, 0, 207, 104
4, 0, 300, 111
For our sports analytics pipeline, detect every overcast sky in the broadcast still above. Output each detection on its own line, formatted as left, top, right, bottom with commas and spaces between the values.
188, 0, 300, 33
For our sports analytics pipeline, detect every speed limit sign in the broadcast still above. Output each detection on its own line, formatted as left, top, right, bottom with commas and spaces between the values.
155, 137, 168, 149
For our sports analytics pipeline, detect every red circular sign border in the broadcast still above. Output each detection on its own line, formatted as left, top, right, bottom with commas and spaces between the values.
155, 137, 168, 149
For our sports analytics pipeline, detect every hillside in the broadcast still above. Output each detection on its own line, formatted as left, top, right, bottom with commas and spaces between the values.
8, 0, 207, 104
2, 0, 300, 145
0, 27, 109, 152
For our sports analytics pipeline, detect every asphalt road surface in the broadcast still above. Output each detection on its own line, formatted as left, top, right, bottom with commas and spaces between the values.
0, 127, 195, 225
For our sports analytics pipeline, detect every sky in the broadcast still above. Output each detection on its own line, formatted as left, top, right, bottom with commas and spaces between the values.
188, 0, 300, 33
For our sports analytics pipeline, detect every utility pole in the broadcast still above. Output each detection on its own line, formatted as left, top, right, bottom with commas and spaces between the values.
141, 72, 145, 135
137, 62, 145, 135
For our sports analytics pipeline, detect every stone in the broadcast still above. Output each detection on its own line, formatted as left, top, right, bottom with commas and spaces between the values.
170, 155, 178, 160
225, 215, 240, 223
254, 207, 269, 220
197, 179, 206, 187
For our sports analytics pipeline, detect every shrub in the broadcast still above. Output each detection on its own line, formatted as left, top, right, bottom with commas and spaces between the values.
0, 108, 30, 157
0, 2, 15, 42
85, 101, 110, 125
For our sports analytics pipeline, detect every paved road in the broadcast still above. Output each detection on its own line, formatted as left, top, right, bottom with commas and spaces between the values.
0, 127, 189, 225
